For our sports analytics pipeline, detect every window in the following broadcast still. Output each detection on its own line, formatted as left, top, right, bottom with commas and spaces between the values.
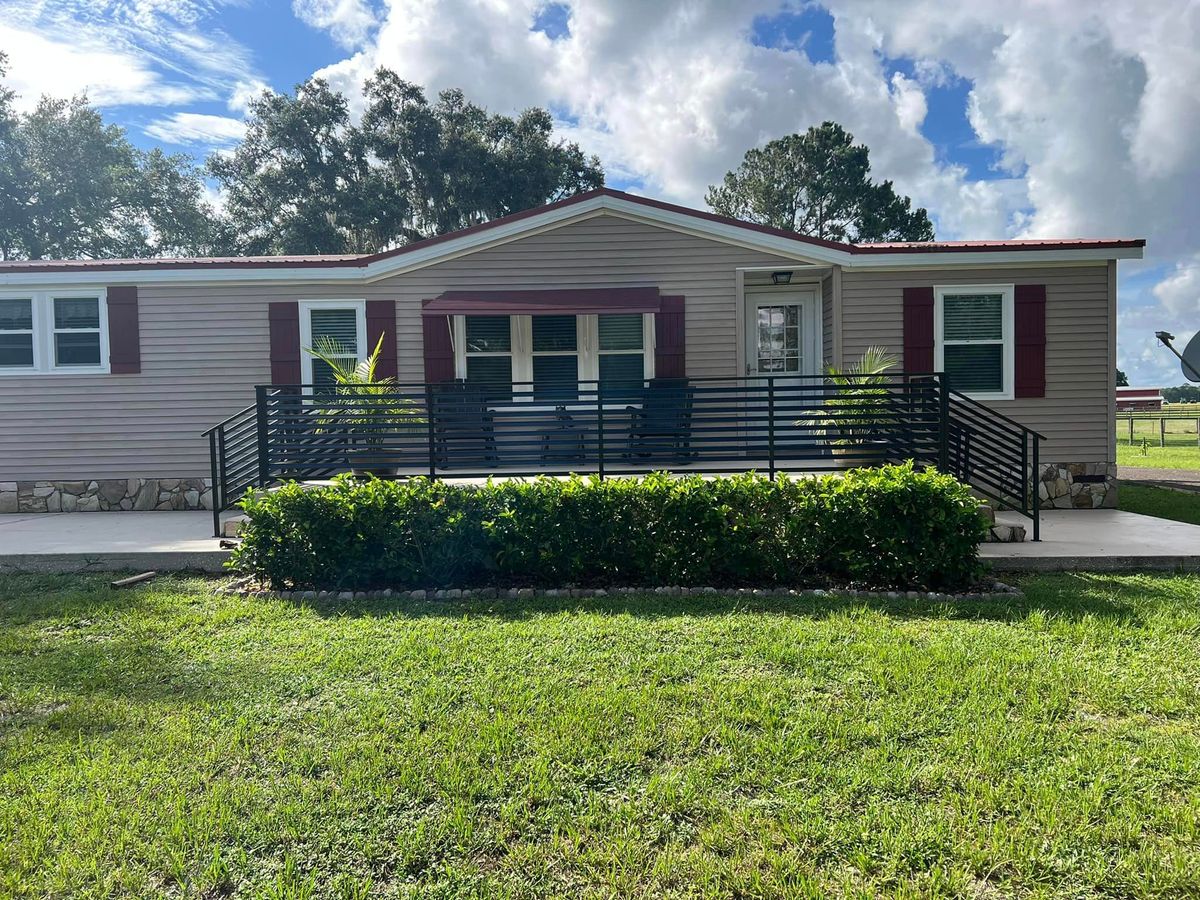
464, 315, 514, 399
0, 291, 108, 374
531, 315, 579, 400
454, 313, 653, 401
0, 298, 34, 369
53, 297, 102, 367
935, 285, 1013, 399
597, 314, 647, 390
299, 300, 366, 387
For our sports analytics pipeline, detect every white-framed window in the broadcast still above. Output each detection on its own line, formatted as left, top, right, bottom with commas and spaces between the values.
0, 290, 108, 375
299, 299, 367, 387
452, 313, 654, 400
935, 284, 1014, 400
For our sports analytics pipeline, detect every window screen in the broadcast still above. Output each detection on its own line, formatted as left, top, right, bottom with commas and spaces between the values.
941, 292, 1005, 394
598, 314, 643, 351
598, 314, 645, 387
309, 307, 360, 386
532, 315, 577, 351
0, 299, 34, 368
465, 316, 511, 352
532, 355, 578, 400
52, 297, 101, 367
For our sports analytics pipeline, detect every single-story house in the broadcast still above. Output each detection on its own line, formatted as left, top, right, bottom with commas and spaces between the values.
1116, 386, 1165, 411
0, 188, 1143, 518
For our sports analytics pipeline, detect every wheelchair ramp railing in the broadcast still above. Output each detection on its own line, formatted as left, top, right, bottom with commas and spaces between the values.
204, 374, 1043, 539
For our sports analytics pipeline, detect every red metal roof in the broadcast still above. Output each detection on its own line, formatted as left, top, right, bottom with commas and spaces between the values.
0, 188, 1146, 274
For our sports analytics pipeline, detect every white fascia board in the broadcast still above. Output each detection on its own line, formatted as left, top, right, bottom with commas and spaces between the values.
0, 191, 1143, 288
846, 245, 1144, 268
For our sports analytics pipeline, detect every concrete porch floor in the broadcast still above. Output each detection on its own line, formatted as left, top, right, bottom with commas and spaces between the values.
983, 509, 1200, 571
0, 511, 230, 573
0, 508, 1198, 575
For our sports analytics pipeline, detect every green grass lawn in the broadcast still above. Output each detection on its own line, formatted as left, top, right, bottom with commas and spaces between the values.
1119, 483, 1200, 526
1117, 441, 1200, 470
3, 574, 1200, 898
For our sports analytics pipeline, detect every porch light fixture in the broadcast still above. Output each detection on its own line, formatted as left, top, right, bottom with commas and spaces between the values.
771, 271, 793, 285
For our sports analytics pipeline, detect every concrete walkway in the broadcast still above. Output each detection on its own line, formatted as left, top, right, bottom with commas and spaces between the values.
983, 509, 1200, 571
1, 508, 1198, 575
0, 511, 229, 573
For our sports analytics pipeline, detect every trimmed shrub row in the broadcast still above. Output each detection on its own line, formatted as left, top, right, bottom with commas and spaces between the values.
231, 465, 984, 592
231, 463, 987, 591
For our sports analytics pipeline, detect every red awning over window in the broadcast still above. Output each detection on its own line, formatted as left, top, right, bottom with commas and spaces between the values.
421, 287, 661, 316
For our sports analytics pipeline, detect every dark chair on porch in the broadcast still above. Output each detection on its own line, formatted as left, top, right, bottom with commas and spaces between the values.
431, 381, 498, 468
625, 377, 694, 461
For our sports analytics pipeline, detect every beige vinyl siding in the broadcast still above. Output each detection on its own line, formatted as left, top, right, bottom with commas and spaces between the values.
0, 214, 795, 481
839, 264, 1113, 463
821, 273, 834, 366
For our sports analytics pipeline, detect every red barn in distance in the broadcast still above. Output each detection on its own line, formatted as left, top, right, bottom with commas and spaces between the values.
1116, 386, 1165, 411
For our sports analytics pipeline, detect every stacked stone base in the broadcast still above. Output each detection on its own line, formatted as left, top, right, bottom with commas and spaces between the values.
0, 478, 213, 513
1038, 462, 1117, 509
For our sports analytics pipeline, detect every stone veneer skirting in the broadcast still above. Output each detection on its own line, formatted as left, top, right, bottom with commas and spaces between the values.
1039, 462, 1117, 509
0, 478, 213, 513
1, 465, 1115, 514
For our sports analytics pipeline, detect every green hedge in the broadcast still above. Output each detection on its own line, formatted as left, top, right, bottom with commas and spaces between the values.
230, 463, 987, 591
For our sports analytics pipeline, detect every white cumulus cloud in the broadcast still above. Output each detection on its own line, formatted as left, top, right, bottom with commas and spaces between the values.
144, 111, 246, 145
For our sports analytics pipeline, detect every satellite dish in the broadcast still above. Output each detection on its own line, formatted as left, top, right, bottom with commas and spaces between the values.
1156, 331, 1200, 383
1184, 332, 1200, 383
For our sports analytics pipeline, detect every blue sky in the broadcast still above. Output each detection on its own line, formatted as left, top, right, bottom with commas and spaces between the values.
1, 0, 1197, 386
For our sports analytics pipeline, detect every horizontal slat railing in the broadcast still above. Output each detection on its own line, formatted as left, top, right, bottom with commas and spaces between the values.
201, 403, 259, 536
254, 375, 946, 483
206, 373, 1044, 540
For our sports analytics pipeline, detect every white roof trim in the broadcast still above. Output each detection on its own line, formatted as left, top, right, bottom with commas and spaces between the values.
0, 192, 1144, 288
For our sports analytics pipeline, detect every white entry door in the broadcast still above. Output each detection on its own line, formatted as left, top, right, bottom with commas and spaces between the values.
743, 292, 822, 458
745, 292, 821, 378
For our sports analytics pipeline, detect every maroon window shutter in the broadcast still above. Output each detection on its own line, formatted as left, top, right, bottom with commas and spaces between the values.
268, 302, 301, 385
365, 300, 398, 380
902, 286, 935, 374
1014, 284, 1047, 398
422, 313, 455, 382
655, 295, 686, 378
106, 286, 141, 374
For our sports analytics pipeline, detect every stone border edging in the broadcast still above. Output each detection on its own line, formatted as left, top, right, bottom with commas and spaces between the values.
221, 581, 1023, 603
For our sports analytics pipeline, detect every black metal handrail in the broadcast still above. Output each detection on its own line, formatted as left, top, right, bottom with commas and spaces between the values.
204, 373, 1044, 541
201, 403, 258, 537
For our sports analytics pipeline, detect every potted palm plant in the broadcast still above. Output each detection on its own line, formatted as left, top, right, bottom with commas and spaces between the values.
305, 334, 425, 477
820, 345, 899, 468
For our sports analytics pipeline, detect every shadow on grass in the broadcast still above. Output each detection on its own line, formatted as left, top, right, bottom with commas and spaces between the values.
0, 572, 167, 625
282, 571, 1150, 626
1, 575, 232, 707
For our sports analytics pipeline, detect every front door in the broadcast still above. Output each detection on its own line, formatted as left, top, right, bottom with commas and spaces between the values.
744, 292, 822, 460
745, 292, 820, 379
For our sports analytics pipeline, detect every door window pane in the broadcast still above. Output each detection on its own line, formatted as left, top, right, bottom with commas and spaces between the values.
755, 305, 801, 372
598, 314, 643, 350
55, 332, 101, 366
465, 316, 511, 352
531, 315, 577, 351
944, 344, 1003, 393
